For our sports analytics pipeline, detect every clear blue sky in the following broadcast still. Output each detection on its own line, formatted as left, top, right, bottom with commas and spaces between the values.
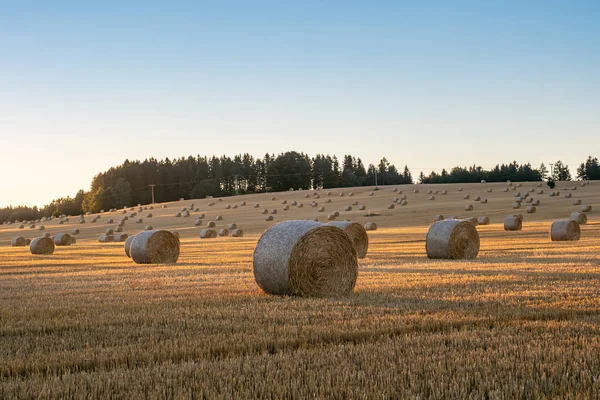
1, 1, 599, 206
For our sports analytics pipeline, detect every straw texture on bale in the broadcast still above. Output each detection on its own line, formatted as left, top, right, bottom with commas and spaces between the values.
504, 216, 522, 231
130, 230, 180, 264
550, 219, 580, 241
11, 237, 27, 247
200, 229, 217, 239
570, 212, 587, 225
326, 221, 369, 259
54, 233, 73, 246
477, 216, 490, 225
30, 237, 55, 255
231, 229, 244, 237
218, 228, 229, 237
425, 220, 480, 260
253, 220, 358, 297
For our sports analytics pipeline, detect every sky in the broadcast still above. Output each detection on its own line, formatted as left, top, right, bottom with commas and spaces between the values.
1, 1, 599, 207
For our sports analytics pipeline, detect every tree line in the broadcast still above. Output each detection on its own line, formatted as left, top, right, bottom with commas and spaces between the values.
2, 154, 599, 223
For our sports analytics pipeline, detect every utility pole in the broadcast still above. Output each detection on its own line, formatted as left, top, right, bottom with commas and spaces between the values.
549, 163, 554, 179
375, 170, 378, 188
149, 184, 156, 204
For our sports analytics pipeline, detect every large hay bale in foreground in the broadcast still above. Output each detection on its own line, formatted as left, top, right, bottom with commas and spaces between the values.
426, 220, 480, 259
200, 229, 217, 239
327, 221, 369, 259
504, 216, 522, 231
550, 220, 580, 241
130, 230, 180, 264
11, 237, 27, 247
54, 233, 73, 246
124, 235, 136, 257
253, 220, 358, 297
30, 237, 55, 255
570, 212, 587, 225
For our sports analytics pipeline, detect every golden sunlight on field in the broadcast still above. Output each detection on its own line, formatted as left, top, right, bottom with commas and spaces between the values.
1, 182, 599, 398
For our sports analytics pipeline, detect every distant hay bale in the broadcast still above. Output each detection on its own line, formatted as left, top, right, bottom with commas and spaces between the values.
175, 212, 182, 218
291, 200, 297, 206
477, 216, 490, 225
271, 197, 276, 201
487, 188, 492, 192
480, 198, 488, 204
533, 199, 540, 206
525, 198, 533, 203
581, 205, 592, 212
463, 217, 478, 226
387, 204, 395, 209
318, 207, 325, 212
43, 232, 51, 238
11, 237, 27, 247
270, 210, 277, 215
106, 228, 114, 235
107, 218, 114, 223
327, 214, 336, 221
392, 188, 398, 192
427, 190, 433, 194
114, 233, 128, 242
474, 196, 480, 201
573, 199, 582, 205
400, 200, 408, 206
334, 211, 340, 217
207, 221, 216, 228
529, 188, 535, 193
503, 188, 509, 192
29, 224, 36, 228
147, 212, 153, 217
262, 209, 269, 215
504, 216, 522, 231
304, 194, 310, 199
38, 225, 45, 231
228, 223, 238, 229
145, 225, 153, 230
526, 206, 537, 214
326, 199, 332, 203
136, 218, 143, 223
550, 220, 580, 241
195, 219, 203, 226
30, 237, 55, 255
54, 233, 73, 246
182, 211, 190, 217
298, 203, 304, 208
124, 235, 136, 257
441, 190, 447, 195
426, 220, 480, 259
413, 190, 419, 194
369, 192, 374, 196
283, 205, 289, 210
265, 215, 274, 221
481, 180, 486, 184
538, 190, 544, 194
327, 221, 369, 258
348, 192, 354, 197
464, 204, 473, 211
512, 202, 521, 209
364, 222, 377, 231
253, 220, 358, 296
254, 204, 260, 208
58, 220, 64, 225
99, 234, 114, 243
241, 201, 246, 206
218, 228, 229, 237
71, 229, 79, 235
359, 205, 366, 210
570, 212, 587, 225
428, 196, 435, 200
130, 230, 180, 264
216, 215, 223, 220
19, 224, 24, 229
537, 183, 543, 187
352, 200, 358, 206
463, 194, 470, 200
565, 193, 572, 198
433, 215, 444, 222
344, 205, 352, 211
231, 229, 244, 237
339, 193, 345, 197
282, 200, 287, 204
327, 191, 332, 196
458, 188, 463, 192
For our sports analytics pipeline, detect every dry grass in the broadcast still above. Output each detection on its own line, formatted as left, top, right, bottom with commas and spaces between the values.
0, 182, 599, 398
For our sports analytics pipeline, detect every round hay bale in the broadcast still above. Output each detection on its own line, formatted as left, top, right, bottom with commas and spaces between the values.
359, 205, 366, 210
253, 220, 358, 296
30, 237, 55, 255
136, 218, 143, 224
197, 213, 205, 219
43, 232, 51, 238
550, 220, 580, 241
581, 205, 592, 213
339, 193, 345, 197
538, 190, 544, 194
266, 215, 274, 221
392, 188, 398, 192
428, 196, 435, 201
175, 212, 182, 218
106, 228, 114, 235
387, 204, 395, 210
327, 214, 336, 221
477, 216, 490, 225
99, 234, 114, 243
29, 224, 36, 229
400, 200, 408, 206
327, 221, 369, 258
334, 211, 340, 217
58, 220, 64, 225
291, 200, 298, 206
130, 230, 180, 264
474, 196, 481, 201
145, 225, 153, 230
480, 198, 488, 204
413, 190, 419, 194
183, 211, 190, 217
233, 205, 239, 209
311, 202, 318, 207
218, 228, 229, 237
282, 200, 288, 204
512, 202, 521, 209
570, 212, 587, 225
107, 218, 114, 223
465, 204, 473, 211
114, 233, 128, 242
487, 188, 492, 193
207, 221, 216, 227
312, 218, 319, 222
147, 213, 153, 218
261, 209, 269, 215
228, 223, 237, 229
195, 219, 203, 226
427, 190, 433, 194
325, 199, 332, 203
298, 203, 304, 208
216, 215, 223, 220
503, 188, 509, 192
125, 235, 136, 257
54, 233, 72, 246
71, 229, 79, 235
426, 220, 480, 259
364, 222, 377, 231
200, 229, 218, 239
463, 217, 478, 226
573, 199, 582, 205
352, 200, 358, 206
463, 194, 470, 200
231, 229, 244, 237
69, 237, 76, 245
537, 183, 543, 187
270, 210, 277, 215
504, 216, 522, 231
565, 193, 572, 199
458, 188, 463, 192
441, 190, 447, 195
271, 197, 276, 201
318, 206, 325, 212
344, 205, 352, 211
348, 192, 354, 197
526, 206, 536, 214
283, 205, 289, 211
38, 225, 45, 230
433, 215, 444, 222
11, 237, 27, 247
529, 188, 535, 193
533, 199, 540, 206
369, 192, 374, 196
226, 205, 231, 209
525, 197, 533, 203
18, 224, 24, 229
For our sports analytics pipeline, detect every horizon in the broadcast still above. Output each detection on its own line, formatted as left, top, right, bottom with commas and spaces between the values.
1, 1, 599, 207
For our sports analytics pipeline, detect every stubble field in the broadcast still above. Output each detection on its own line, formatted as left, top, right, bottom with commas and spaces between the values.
1, 182, 599, 399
